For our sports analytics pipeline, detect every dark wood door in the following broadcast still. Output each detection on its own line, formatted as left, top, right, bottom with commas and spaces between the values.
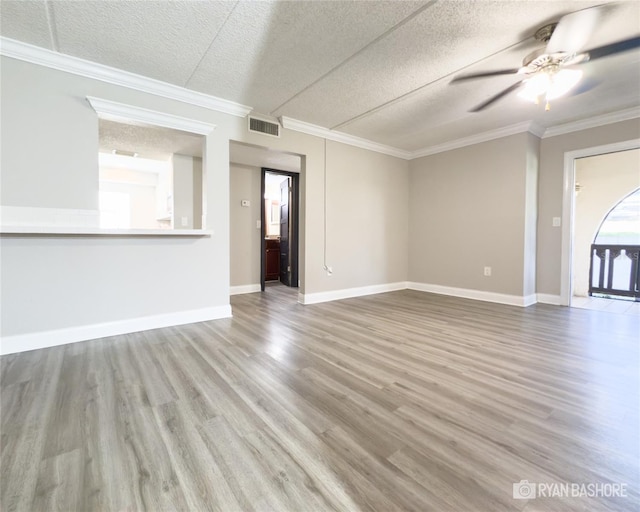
265, 239, 280, 281
279, 178, 290, 286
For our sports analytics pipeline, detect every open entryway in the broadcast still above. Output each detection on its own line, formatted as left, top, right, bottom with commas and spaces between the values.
564, 144, 640, 315
261, 169, 300, 292
229, 141, 302, 301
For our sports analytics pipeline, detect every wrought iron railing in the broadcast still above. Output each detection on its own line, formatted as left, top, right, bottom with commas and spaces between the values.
589, 244, 640, 300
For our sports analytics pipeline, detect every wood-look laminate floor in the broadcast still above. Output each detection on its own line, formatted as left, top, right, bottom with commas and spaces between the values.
1, 286, 639, 512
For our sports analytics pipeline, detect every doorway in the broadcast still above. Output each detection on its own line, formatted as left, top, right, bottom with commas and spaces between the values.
261, 168, 300, 292
561, 140, 640, 308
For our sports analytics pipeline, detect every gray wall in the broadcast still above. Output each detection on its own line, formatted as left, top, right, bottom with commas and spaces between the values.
408, 132, 535, 297
229, 142, 409, 291
230, 164, 262, 288
173, 154, 203, 229
0, 56, 409, 342
1, 60, 98, 210
0, 57, 227, 338
2, 54, 638, 345
325, 141, 409, 289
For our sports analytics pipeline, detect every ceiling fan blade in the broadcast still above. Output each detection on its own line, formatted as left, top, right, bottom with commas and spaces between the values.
470, 81, 524, 112
450, 69, 520, 83
585, 35, 640, 61
546, 6, 601, 54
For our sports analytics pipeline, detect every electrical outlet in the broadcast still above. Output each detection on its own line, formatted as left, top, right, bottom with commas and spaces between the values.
484, 266, 492, 277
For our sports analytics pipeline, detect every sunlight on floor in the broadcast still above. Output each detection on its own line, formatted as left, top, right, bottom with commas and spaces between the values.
572, 296, 640, 316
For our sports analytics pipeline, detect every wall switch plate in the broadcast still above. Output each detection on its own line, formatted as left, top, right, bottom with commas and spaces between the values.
256, 220, 261, 229
241, 200, 250, 207
484, 266, 492, 277
552, 217, 561, 227
181, 216, 188, 227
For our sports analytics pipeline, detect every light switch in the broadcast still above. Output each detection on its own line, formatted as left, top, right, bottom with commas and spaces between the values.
256, 220, 261, 229
181, 216, 188, 227
552, 217, 561, 227
241, 200, 250, 207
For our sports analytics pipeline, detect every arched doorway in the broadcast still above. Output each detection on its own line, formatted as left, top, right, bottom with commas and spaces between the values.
588, 188, 640, 301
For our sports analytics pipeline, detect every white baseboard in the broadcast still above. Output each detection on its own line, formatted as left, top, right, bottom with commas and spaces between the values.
230, 284, 261, 295
536, 293, 564, 305
407, 282, 536, 307
0, 305, 232, 355
299, 282, 407, 305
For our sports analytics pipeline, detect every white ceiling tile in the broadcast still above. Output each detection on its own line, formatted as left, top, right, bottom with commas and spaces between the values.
0, 0, 52, 49
274, 0, 624, 129
341, 52, 640, 152
0, 0, 638, 152
186, 0, 427, 112
50, 0, 236, 86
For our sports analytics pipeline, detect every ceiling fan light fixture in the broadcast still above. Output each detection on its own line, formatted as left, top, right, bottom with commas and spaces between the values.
517, 68, 583, 105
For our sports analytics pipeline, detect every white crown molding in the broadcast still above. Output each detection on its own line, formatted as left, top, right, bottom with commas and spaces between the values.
528, 122, 546, 138
0, 37, 252, 118
410, 121, 537, 159
541, 106, 640, 139
280, 117, 412, 160
0, 305, 232, 355
3, 37, 637, 160
87, 96, 216, 135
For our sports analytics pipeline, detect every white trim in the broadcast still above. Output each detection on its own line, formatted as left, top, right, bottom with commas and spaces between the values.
3, 37, 637, 161
230, 284, 261, 295
560, 138, 640, 306
87, 96, 216, 135
0, 305, 232, 355
0, 37, 252, 118
536, 294, 563, 305
410, 121, 536, 159
528, 122, 546, 138
298, 282, 407, 305
280, 117, 412, 160
543, 107, 640, 139
407, 282, 536, 307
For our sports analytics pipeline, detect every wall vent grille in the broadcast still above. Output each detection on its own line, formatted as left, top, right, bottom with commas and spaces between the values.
248, 117, 280, 137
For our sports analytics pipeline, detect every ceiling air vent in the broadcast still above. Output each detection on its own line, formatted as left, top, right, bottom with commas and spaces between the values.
248, 116, 280, 138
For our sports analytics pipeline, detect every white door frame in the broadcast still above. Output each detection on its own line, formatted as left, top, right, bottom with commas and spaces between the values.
560, 138, 640, 306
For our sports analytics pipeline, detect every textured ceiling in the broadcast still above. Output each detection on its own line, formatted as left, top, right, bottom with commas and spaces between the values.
1, 0, 639, 153
99, 119, 204, 160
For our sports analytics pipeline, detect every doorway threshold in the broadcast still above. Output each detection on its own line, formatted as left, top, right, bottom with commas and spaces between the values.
572, 296, 639, 316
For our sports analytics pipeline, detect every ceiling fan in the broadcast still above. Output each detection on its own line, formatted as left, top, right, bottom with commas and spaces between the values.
451, 5, 640, 112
